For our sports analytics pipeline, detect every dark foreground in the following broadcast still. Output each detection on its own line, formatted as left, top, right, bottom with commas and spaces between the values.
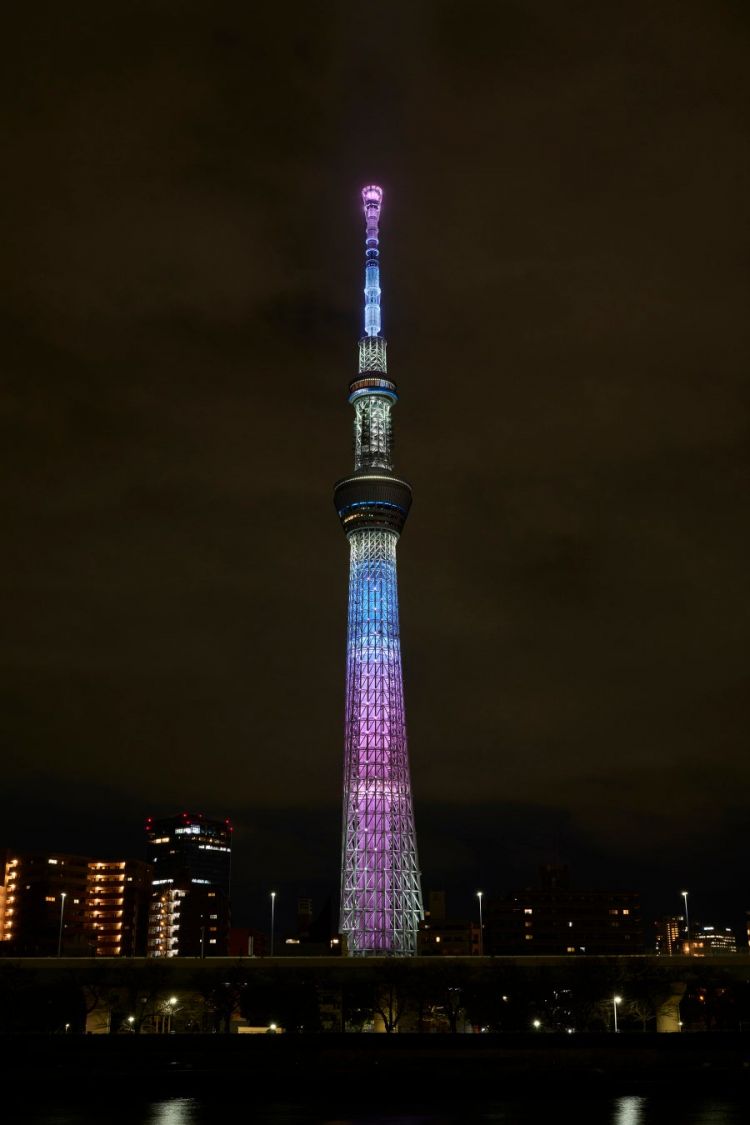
4, 1033, 750, 1102
17, 1093, 750, 1125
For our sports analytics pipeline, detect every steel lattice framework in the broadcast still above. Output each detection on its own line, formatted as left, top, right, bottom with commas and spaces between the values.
334, 186, 423, 955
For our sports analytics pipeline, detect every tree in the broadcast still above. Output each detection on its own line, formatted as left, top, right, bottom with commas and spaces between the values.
372, 961, 415, 1033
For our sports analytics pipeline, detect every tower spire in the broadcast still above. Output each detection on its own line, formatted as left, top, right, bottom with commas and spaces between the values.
362, 184, 383, 338
333, 186, 423, 956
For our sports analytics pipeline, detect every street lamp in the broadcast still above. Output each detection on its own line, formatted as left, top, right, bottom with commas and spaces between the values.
532, 1019, 541, 1030
681, 891, 690, 953
270, 891, 276, 957
613, 995, 622, 1033
476, 891, 484, 956
57, 892, 67, 957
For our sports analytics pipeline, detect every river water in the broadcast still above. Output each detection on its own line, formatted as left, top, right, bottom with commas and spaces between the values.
21, 1096, 750, 1124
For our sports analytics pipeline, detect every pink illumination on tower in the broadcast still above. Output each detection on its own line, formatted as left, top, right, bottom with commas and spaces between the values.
333, 186, 423, 955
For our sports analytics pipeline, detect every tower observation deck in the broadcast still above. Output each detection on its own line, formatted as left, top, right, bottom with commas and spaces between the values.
334, 186, 424, 955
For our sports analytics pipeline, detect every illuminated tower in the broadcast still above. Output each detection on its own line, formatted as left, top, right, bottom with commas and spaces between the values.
334, 186, 423, 955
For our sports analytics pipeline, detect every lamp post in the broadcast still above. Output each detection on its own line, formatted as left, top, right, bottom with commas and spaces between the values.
57, 892, 67, 957
476, 890, 484, 956
613, 995, 622, 1033
681, 890, 690, 953
270, 891, 276, 957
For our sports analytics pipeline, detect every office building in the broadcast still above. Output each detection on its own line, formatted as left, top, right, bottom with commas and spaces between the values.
145, 812, 232, 957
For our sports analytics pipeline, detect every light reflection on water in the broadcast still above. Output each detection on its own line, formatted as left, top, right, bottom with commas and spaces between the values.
614, 1096, 644, 1125
146, 1099, 198, 1125
25, 1096, 748, 1125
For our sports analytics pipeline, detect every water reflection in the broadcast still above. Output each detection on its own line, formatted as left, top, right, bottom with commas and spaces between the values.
146, 1098, 198, 1125
692, 1106, 739, 1125
613, 1096, 644, 1125
25, 1094, 749, 1125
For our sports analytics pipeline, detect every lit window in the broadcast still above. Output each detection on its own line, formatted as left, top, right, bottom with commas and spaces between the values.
48, 859, 59, 865
45, 896, 55, 903
523, 908, 533, 915
622, 909, 630, 915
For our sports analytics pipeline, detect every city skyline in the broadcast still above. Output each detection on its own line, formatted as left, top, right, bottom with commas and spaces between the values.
2, 2, 748, 940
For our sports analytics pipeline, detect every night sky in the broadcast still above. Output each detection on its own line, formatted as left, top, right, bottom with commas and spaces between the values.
3, 1, 749, 934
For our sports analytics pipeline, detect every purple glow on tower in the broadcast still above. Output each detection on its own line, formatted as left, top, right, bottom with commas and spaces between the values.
362, 185, 383, 339
333, 186, 423, 955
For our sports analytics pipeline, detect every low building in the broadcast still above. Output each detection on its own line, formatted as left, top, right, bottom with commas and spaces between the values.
690, 925, 737, 956
228, 926, 267, 957
418, 917, 481, 956
487, 865, 643, 955
417, 891, 481, 956
147, 884, 229, 958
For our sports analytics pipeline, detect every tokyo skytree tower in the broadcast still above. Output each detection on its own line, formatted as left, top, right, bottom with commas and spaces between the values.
334, 186, 424, 955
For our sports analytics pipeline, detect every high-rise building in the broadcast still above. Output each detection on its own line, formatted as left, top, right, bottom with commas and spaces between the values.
655, 914, 686, 955
334, 186, 423, 955
86, 859, 152, 957
145, 812, 232, 957
146, 812, 232, 894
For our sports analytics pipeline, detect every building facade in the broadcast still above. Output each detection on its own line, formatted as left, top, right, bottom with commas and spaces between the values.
0, 851, 151, 956
145, 812, 232, 957
690, 925, 737, 956
418, 891, 481, 956
86, 859, 152, 957
334, 186, 423, 956
655, 914, 686, 955
1, 851, 90, 955
487, 866, 643, 955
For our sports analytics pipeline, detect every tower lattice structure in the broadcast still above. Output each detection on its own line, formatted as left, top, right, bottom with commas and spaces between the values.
334, 186, 423, 955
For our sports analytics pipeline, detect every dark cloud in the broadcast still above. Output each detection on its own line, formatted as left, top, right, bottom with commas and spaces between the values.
1, 0, 748, 926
